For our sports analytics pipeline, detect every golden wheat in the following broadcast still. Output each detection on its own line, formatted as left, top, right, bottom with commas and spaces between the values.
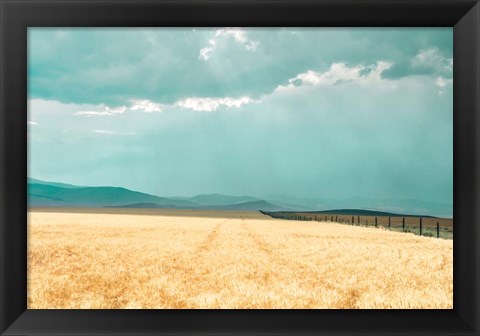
27, 210, 453, 309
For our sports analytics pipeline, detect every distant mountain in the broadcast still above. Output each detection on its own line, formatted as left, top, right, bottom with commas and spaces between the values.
27, 177, 452, 217
210, 200, 290, 212
28, 182, 199, 208
106, 203, 179, 209
107, 200, 289, 211
263, 194, 452, 218
331, 197, 452, 218
27, 178, 288, 211
28, 194, 70, 207
263, 195, 331, 211
189, 193, 261, 206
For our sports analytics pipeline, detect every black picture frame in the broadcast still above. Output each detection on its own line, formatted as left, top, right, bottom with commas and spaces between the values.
1, 0, 479, 335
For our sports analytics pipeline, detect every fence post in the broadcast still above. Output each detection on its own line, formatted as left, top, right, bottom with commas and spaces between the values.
375, 217, 378, 227
437, 222, 440, 238
357, 216, 360, 225
388, 216, 391, 228
325, 216, 327, 221
331, 216, 333, 222
352, 216, 354, 225
419, 217, 423, 236
366, 219, 368, 226
402, 217, 405, 231
315, 215, 317, 221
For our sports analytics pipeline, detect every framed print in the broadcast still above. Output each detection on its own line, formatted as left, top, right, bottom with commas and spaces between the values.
1, 0, 479, 335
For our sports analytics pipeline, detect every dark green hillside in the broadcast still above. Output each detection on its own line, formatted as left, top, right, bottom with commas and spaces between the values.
28, 183, 199, 208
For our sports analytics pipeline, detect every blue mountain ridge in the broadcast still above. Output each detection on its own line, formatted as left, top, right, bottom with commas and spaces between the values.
27, 178, 289, 211
27, 178, 452, 217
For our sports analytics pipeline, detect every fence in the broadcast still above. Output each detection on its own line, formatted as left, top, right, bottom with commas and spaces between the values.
259, 211, 453, 239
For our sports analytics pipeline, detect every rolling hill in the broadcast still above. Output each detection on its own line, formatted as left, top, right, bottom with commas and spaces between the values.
27, 178, 452, 217
188, 193, 261, 206
28, 182, 198, 208
209, 200, 289, 211
27, 178, 288, 211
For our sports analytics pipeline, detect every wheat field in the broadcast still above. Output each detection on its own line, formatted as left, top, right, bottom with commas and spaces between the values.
28, 209, 453, 309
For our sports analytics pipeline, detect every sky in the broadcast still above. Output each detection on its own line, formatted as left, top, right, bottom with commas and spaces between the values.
28, 28, 453, 205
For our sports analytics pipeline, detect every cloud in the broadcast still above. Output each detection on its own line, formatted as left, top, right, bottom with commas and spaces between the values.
275, 61, 392, 91
435, 76, 452, 88
199, 39, 216, 61
410, 49, 452, 91
199, 28, 259, 60
28, 121, 38, 125
74, 111, 115, 116
436, 76, 453, 95
130, 99, 162, 113
92, 129, 135, 135
74, 105, 127, 117
74, 100, 161, 116
215, 28, 260, 51
176, 96, 258, 112
411, 48, 453, 74
29, 28, 451, 107
175, 61, 394, 113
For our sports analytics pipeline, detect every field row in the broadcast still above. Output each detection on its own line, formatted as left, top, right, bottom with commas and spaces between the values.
28, 210, 453, 309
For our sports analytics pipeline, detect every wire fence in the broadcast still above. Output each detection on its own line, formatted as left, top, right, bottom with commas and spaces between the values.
259, 211, 453, 239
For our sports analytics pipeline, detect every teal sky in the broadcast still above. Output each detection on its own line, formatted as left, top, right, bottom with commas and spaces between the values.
28, 28, 453, 205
